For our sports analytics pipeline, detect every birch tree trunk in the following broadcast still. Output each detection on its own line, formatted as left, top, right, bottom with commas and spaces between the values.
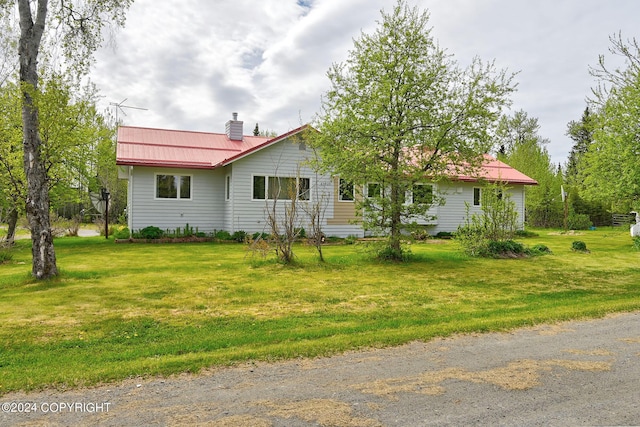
18, 0, 57, 278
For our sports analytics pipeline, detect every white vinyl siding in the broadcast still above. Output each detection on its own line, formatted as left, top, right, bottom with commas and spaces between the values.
129, 167, 224, 233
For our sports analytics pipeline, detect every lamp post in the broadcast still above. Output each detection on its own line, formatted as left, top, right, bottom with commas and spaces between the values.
101, 188, 110, 239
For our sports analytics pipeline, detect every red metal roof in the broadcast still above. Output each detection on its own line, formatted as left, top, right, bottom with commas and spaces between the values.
116, 125, 310, 169
116, 125, 536, 185
455, 155, 538, 185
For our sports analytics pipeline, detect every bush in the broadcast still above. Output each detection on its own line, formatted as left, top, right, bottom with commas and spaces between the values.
567, 213, 593, 230
376, 245, 409, 261
515, 229, 539, 238
435, 231, 454, 239
215, 230, 232, 241
485, 239, 526, 257
571, 240, 588, 252
114, 227, 131, 239
528, 244, 552, 256
140, 226, 164, 240
231, 230, 247, 243
252, 232, 270, 241
632, 236, 640, 251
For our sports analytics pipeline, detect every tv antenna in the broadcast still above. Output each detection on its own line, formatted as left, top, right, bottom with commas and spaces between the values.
109, 98, 148, 123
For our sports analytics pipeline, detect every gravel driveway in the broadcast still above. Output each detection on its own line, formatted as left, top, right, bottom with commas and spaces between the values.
2, 311, 639, 426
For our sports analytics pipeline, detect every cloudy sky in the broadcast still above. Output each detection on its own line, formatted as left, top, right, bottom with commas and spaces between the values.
91, 0, 640, 165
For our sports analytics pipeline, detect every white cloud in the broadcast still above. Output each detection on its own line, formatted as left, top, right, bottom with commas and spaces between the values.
92, 0, 640, 164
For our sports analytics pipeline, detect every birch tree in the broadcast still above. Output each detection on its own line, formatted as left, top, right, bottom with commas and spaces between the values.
312, 0, 515, 260
7, 0, 132, 278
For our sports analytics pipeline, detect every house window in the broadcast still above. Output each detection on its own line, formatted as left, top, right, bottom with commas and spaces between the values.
473, 187, 481, 206
253, 175, 310, 201
367, 183, 381, 198
156, 174, 191, 199
253, 176, 266, 200
225, 175, 231, 201
339, 179, 354, 201
412, 184, 433, 205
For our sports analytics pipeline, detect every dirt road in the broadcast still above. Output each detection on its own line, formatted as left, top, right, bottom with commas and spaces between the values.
2, 312, 639, 426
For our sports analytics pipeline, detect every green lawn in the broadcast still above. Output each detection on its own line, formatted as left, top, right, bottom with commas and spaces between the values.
0, 227, 639, 394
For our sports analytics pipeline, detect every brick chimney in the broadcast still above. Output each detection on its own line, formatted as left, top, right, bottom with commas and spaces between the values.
225, 112, 243, 141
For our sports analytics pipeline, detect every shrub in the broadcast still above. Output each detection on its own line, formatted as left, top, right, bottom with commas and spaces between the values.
114, 227, 131, 239
231, 230, 247, 243
295, 227, 306, 239
632, 236, 640, 251
140, 226, 164, 240
435, 231, 454, 239
515, 229, 539, 238
252, 232, 270, 240
411, 228, 431, 241
485, 239, 526, 257
567, 213, 593, 230
456, 181, 519, 257
376, 244, 409, 261
215, 230, 232, 241
528, 244, 552, 256
571, 240, 588, 252
182, 223, 195, 237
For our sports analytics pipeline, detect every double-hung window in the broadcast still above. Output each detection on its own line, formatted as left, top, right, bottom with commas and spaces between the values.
473, 187, 481, 206
339, 179, 354, 201
412, 184, 434, 205
156, 174, 191, 199
253, 176, 310, 201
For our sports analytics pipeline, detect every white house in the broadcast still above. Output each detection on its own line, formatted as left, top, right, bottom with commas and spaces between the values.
116, 114, 537, 237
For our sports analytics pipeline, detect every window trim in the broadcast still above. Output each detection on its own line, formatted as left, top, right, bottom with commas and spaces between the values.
251, 174, 311, 201
366, 182, 382, 198
154, 173, 193, 200
338, 178, 355, 202
473, 187, 481, 206
412, 183, 434, 205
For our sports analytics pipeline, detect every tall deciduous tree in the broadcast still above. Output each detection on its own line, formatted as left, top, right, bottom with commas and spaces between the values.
582, 33, 640, 211
11, 0, 132, 278
496, 110, 563, 227
312, 0, 515, 259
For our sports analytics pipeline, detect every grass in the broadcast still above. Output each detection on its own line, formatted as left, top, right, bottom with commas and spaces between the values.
0, 227, 639, 394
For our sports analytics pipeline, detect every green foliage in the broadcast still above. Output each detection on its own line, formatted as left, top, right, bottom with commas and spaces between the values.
435, 231, 455, 239
295, 227, 306, 239
515, 229, 539, 238
139, 226, 164, 240
581, 34, 640, 208
231, 230, 247, 243
633, 236, 640, 251
311, 0, 515, 260
0, 248, 13, 263
528, 243, 552, 255
571, 240, 588, 252
497, 110, 563, 228
215, 230, 232, 241
113, 227, 130, 240
344, 234, 359, 245
252, 232, 270, 240
456, 182, 523, 257
567, 213, 593, 230
485, 239, 526, 257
